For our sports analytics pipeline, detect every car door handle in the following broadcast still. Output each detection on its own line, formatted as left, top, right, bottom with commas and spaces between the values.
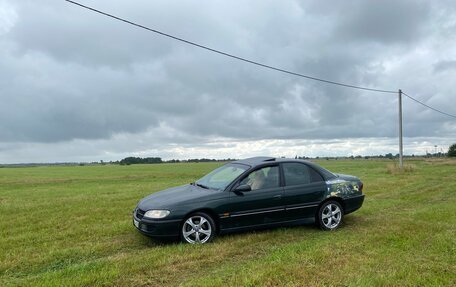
273, 194, 282, 199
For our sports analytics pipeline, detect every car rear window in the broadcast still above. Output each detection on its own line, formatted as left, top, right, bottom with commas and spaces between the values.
283, 163, 324, 186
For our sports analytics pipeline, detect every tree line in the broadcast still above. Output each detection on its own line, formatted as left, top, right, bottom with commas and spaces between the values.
119, 145, 456, 165
119, 157, 163, 165
119, 157, 236, 165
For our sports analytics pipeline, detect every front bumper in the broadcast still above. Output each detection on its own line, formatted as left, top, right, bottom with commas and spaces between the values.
133, 210, 181, 238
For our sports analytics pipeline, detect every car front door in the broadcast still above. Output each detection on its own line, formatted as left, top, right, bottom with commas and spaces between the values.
222, 165, 284, 230
281, 162, 327, 220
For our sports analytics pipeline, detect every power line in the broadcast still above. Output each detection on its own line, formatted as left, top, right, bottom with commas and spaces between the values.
64, 1, 456, 120
402, 91, 456, 119
64, 0, 397, 94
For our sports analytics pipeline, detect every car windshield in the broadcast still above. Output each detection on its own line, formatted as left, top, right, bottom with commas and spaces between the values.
195, 163, 248, 191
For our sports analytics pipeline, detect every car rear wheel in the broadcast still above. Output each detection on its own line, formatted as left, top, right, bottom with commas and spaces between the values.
317, 200, 343, 230
181, 212, 216, 244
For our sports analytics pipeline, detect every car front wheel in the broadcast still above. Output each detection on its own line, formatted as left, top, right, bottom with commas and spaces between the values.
181, 212, 216, 244
317, 201, 343, 230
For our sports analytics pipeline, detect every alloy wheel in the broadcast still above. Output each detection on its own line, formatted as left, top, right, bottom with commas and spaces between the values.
182, 215, 213, 244
321, 202, 342, 230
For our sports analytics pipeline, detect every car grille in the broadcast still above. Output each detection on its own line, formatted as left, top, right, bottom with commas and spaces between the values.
136, 208, 145, 219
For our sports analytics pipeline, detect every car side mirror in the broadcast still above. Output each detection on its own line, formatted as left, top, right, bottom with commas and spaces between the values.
234, 184, 251, 193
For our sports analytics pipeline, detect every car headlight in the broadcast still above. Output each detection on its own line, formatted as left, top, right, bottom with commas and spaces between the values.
144, 210, 170, 219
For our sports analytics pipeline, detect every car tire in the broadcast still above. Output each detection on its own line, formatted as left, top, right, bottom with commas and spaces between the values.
317, 200, 343, 231
181, 212, 216, 244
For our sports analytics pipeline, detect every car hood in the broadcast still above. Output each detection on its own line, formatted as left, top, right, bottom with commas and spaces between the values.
138, 184, 218, 210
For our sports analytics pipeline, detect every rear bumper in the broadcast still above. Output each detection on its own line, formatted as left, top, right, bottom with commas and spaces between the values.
133, 213, 181, 238
343, 194, 365, 215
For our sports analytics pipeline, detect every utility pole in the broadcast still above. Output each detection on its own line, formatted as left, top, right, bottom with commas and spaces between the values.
398, 89, 403, 168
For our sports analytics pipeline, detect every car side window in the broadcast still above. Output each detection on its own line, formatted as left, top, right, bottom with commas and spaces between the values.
283, 163, 324, 186
240, 166, 279, 191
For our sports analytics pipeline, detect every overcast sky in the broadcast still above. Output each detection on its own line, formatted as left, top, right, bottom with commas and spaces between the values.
1, 0, 455, 163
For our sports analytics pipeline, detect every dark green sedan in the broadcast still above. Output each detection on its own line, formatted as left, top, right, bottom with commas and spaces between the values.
133, 157, 364, 244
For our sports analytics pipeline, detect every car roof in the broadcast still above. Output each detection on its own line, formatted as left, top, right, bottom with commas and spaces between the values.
232, 156, 311, 166
232, 156, 276, 165
231, 156, 336, 180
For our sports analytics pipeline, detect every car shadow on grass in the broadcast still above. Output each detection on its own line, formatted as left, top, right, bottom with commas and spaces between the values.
136, 215, 367, 247
138, 218, 326, 246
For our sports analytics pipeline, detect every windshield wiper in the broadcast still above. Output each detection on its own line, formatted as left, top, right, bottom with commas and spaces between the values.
195, 183, 209, 189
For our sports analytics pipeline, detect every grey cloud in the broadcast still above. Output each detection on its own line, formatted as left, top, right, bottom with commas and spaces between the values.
332, 0, 431, 45
0, 0, 455, 163
8, 1, 174, 68
433, 60, 456, 73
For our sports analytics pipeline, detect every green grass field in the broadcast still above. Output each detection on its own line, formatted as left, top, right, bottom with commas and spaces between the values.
1, 159, 455, 286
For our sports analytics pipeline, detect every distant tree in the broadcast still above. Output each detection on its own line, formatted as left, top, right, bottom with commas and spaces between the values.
448, 143, 456, 157
120, 157, 162, 165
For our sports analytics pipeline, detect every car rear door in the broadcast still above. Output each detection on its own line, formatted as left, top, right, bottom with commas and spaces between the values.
221, 165, 285, 230
281, 162, 326, 220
